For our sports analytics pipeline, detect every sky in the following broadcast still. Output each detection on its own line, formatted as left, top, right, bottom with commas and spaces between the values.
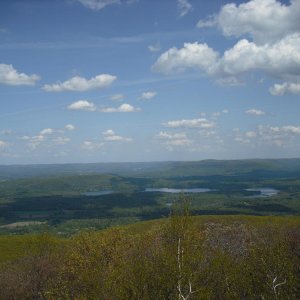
0, 0, 300, 164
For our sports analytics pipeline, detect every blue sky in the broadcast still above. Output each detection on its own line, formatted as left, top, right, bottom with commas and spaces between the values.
0, 0, 300, 164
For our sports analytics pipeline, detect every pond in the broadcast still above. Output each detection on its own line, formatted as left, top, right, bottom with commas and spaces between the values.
82, 190, 114, 196
145, 188, 214, 193
245, 188, 279, 198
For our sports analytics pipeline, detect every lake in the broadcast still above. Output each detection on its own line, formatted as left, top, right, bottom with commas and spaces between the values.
82, 190, 114, 196
245, 188, 279, 198
145, 188, 214, 193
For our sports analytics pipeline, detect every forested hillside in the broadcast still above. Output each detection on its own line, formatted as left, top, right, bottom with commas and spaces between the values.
0, 208, 299, 299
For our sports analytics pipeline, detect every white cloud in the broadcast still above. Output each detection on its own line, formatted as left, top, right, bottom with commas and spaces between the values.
148, 43, 161, 53
0, 140, 9, 149
246, 109, 266, 116
198, 129, 217, 138
102, 129, 115, 136
78, 0, 120, 10
65, 124, 76, 131
102, 129, 132, 142
77, 0, 137, 10
139, 91, 157, 100
104, 135, 132, 142
43, 74, 116, 92
164, 118, 214, 129
40, 128, 55, 135
100, 103, 140, 113
216, 35, 300, 80
152, 42, 219, 75
0, 64, 40, 86
235, 124, 300, 147
177, 0, 193, 18
31, 135, 45, 142
282, 125, 300, 134
25, 135, 45, 150
270, 82, 300, 95
197, 0, 300, 44
222, 109, 229, 114
166, 139, 192, 146
82, 141, 104, 150
68, 100, 97, 111
156, 131, 187, 140
110, 93, 124, 101
53, 137, 71, 145
23, 125, 75, 148
245, 131, 257, 138
154, 1, 300, 94
153, 34, 300, 93
197, 15, 217, 29
156, 131, 191, 147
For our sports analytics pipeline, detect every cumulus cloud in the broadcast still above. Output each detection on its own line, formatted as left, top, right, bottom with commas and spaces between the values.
110, 93, 124, 101
65, 124, 76, 131
77, 0, 120, 10
177, 0, 193, 18
68, 100, 97, 111
270, 82, 300, 95
156, 131, 187, 140
282, 125, 300, 134
102, 129, 132, 142
100, 103, 140, 113
217, 35, 300, 80
153, 33, 300, 92
40, 128, 55, 135
164, 118, 214, 129
246, 109, 266, 116
82, 141, 104, 150
154, 1, 300, 94
154, 35, 300, 80
139, 91, 157, 100
235, 124, 300, 147
30, 135, 45, 142
197, 0, 300, 44
152, 42, 219, 75
0, 64, 40, 86
43, 74, 116, 92
77, 0, 138, 10
156, 131, 191, 146
21, 123, 75, 150
25, 135, 45, 150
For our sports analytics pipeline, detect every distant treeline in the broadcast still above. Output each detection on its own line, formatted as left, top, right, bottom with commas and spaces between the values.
1, 158, 300, 179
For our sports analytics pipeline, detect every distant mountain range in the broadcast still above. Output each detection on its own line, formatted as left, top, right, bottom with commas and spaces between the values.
1, 158, 300, 179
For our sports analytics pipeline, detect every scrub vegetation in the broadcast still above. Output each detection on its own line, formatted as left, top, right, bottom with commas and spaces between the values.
0, 205, 299, 299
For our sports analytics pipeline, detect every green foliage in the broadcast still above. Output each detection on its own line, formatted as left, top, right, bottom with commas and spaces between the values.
0, 214, 299, 299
